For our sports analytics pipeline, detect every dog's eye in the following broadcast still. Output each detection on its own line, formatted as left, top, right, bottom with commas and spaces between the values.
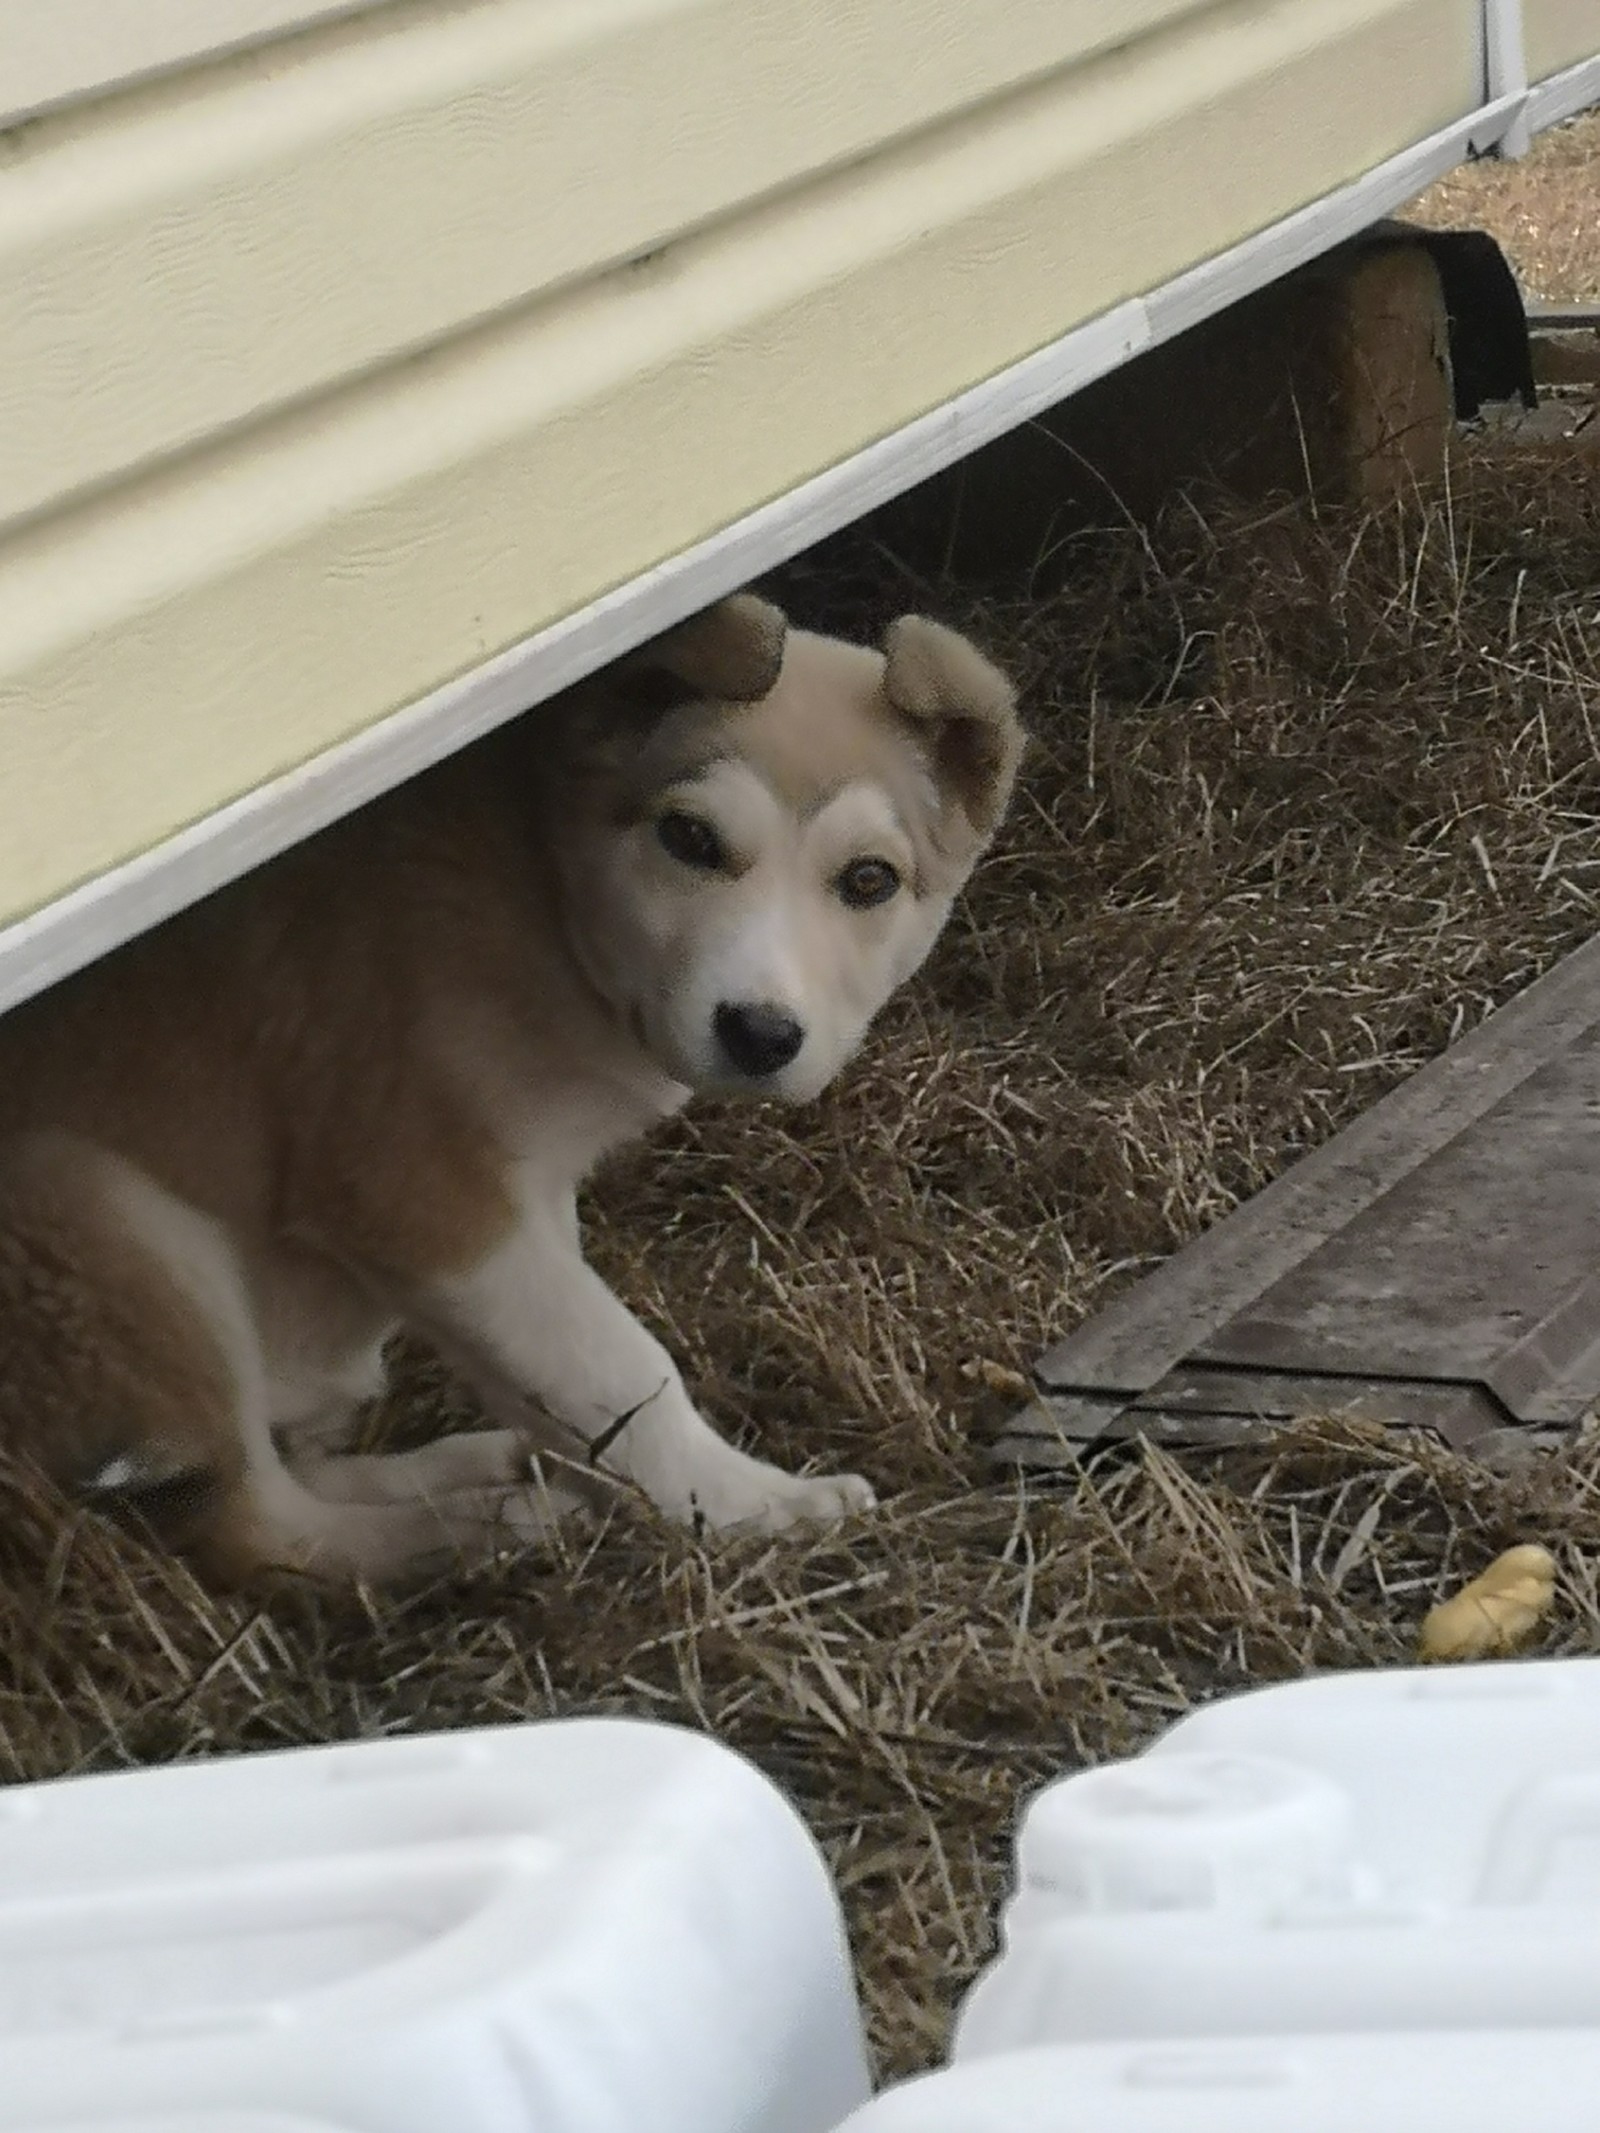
656, 810, 728, 872
835, 857, 902, 909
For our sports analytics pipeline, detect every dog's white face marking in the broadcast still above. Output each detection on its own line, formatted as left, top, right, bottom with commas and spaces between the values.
549, 613, 1022, 1107
573, 758, 950, 1101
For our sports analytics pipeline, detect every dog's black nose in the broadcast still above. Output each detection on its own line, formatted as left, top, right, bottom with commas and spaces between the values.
714, 1001, 805, 1077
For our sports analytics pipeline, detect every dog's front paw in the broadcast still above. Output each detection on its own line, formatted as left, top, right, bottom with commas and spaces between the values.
707, 1466, 877, 1537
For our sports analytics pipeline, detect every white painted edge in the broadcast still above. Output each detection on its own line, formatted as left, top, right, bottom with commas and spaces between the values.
1524, 50, 1600, 137
0, 91, 1535, 1017
1144, 93, 1525, 344
1481, 0, 1532, 156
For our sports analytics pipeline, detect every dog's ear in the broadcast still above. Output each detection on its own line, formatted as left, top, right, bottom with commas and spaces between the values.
882, 616, 1024, 838
616, 593, 788, 711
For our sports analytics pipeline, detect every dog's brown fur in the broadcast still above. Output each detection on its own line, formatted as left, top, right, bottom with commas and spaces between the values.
0, 594, 1022, 1587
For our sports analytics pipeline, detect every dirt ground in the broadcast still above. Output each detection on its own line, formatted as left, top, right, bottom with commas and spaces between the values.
2, 111, 1600, 2084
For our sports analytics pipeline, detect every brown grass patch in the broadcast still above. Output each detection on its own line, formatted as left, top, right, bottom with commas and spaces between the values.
1410, 108, 1600, 300
4, 428, 1600, 2077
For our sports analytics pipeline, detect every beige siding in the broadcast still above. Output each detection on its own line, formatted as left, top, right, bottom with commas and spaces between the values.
0, 0, 1484, 933
4, 0, 1210, 526
1524, 0, 1600, 80
0, 1, 397, 127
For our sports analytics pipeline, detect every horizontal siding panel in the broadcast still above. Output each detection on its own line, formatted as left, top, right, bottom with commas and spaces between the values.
0, 0, 1210, 528
1524, 0, 1600, 81
0, 0, 396, 129
0, 0, 1480, 930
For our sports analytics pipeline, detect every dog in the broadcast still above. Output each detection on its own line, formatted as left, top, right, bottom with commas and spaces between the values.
0, 592, 1022, 1585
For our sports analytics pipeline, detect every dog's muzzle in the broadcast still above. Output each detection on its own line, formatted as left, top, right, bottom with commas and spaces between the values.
713, 1001, 805, 1079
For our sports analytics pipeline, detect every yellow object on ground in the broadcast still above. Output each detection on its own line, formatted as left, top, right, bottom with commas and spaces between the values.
1418, 1544, 1557, 1662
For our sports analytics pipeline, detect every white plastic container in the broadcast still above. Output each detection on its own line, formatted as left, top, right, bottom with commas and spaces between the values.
831, 2029, 1600, 2132
0, 1718, 870, 2133
953, 1656, 1600, 2055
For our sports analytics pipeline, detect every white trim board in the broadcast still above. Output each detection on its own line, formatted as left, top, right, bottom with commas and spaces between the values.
1525, 50, 1600, 136
1481, 0, 1532, 155
0, 91, 1530, 1019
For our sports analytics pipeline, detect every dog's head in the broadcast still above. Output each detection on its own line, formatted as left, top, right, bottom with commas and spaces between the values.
543, 593, 1023, 1101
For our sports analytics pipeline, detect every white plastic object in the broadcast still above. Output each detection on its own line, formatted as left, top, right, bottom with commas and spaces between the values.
0, 1718, 870, 2133
831, 2029, 1600, 2132
954, 1656, 1600, 2054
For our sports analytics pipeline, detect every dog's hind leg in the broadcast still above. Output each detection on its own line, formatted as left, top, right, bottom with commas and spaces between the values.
0, 1137, 552, 1587
288, 1427, 584, 1532
0, 1133, 249, 1530
210, 1425, 567, 1584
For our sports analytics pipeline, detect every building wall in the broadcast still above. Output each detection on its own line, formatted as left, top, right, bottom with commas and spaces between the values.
1524, 0, 1600, 82
0, 0, 1489, 930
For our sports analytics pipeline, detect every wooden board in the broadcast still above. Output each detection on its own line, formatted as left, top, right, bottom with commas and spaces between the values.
998, 931, 1600, 1466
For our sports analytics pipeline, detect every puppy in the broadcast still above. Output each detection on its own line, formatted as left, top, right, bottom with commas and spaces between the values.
0, 594, 1022, 1584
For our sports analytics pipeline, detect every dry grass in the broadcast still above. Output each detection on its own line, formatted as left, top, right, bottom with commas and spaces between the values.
4, 423, 1600, 2075
1410, 109, 1600, 300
